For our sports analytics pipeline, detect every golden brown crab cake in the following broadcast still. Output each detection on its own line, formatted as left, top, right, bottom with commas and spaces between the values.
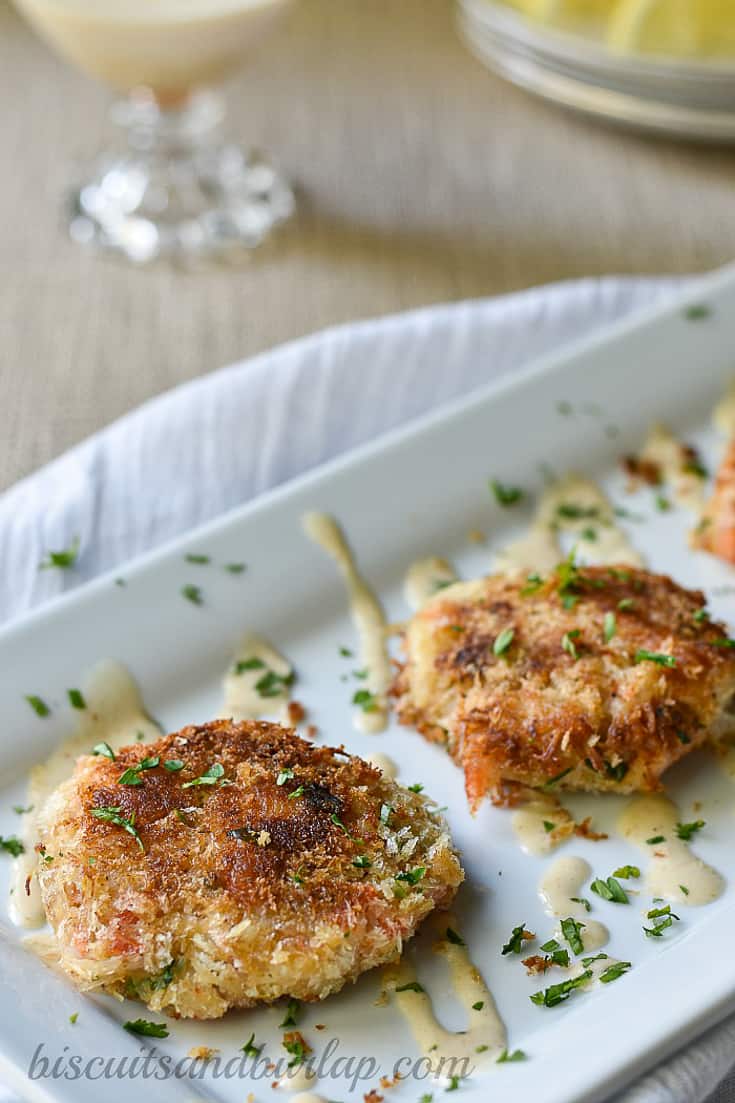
392, 564, 735, 810
36, 720, 462, 1020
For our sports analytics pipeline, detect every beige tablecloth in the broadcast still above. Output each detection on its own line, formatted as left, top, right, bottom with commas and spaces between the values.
1, 0, 735, 491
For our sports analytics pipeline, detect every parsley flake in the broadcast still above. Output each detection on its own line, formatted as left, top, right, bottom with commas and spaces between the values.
490, 480, 523, 507
182, 762, 225, 789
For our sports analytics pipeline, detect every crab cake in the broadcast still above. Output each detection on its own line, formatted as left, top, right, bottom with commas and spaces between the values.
392, 563, 735, 809
36, 720, 462, 1019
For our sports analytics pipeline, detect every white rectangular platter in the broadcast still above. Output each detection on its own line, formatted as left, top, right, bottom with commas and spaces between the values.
2, 266, 735, 1103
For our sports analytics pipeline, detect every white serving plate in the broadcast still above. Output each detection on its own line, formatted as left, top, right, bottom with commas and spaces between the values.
2, 267, 735, 1103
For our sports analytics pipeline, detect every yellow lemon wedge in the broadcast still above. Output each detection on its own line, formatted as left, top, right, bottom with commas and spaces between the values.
607, 0, 735, 57
530, 0, 616, 22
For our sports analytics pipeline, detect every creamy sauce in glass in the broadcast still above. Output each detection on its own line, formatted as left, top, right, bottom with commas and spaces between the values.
496, 474, 642, 574
618, 795, 724, 906
403, 557, 458, 612
640, 425, 707, 512
539, 856, 609, 951
385, 926, 506, 1072
303, 512, 391, 733
10, 660, 161, 929
223, 633, 293, 722
512, 793, 575, 856
15, 0, 293, 97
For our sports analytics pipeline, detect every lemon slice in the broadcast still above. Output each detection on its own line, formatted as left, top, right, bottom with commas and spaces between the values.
607, 0, 700, 56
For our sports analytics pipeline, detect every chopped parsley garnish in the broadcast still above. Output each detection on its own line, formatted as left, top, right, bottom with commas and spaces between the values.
581, 953, 608, 966
235, 657, 266, 674
644, 903, 680, 938
501, 924, 533, 956
683, 459, 708, 479
556, 503, 600, 521
0, 836, 24, 857
67, 689, 86, 710
181, 762, 225, 789
408, 783, 424, 793
39, 536, 80, 570
472, 1001, 484, 1011
69, 1013, 78, 1025
543, 820, 556, 833
353, 855, 371, 869
225, 562, 247, 574
617, 598, 635, 611
445, 927, 465, 946
289, 786, 305, 800
395, 866, 426, 886
634, 649, 676, 668
646, 835, 665, 845
91, 806, 144, 851
445, 1075, 462, 1091
118, 756, 160, 786
26, 695, 50, 718
185, 553, 210, 565
655, 495, 671, 512
562, 629, 581, 660
680, 884, 690, 895
493, 627, 514, 656
603, 612, 616, 642
181, 584, 203, 606
599, 961, 631, 984
12, 804, 33, 815
539, 938, 570, 967
279, 999, 301, 1028
395, 981, 425, 994
339, 646, 353, 658
330, 812, 357, 840
241, 1033, 262, 1058
560, 917, 586, 955
163, 759, 184, 772
277, 768, 295, 786
497, 1049, 526, 1063
613, 865, 640, 879
675, 819, 705, 841
693, 608, 710, 624
352, 688, 378, 713
256, 669, 295, 698
92, 742, 115, 761
123, 1019, 169, 1038
521, 573, 544, 597
684, 304, 711, 321
530, 970, 592, 1008
570, 896, 591, 912
590, 876, 629, 904
490, 480, 523, 507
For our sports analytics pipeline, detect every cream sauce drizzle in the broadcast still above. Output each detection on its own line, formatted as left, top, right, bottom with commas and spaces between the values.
714, 381, 735, 437
539, 856, 609, 951
403, 557, 458, 612
365, 753, 398, 779
618, 794, 724, 906
10, 661, 160, 929
385, 921, 506, 1072
303, 512, 391, 733
640, 424, 707, 512
512, 792, 575, 856
276, 1067, 318, 1093
223, 633, 293, 722
495, 474, 642, 574
289, 1095, 327, 1103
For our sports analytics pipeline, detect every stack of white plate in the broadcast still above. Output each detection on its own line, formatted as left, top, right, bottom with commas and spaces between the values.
458, 0, 735, 142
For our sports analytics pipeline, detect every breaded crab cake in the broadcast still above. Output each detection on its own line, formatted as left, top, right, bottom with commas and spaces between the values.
36, 720, 462, 1019
392, 562, 735, 809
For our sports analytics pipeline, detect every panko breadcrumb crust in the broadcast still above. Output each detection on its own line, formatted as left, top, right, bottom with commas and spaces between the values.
392, 564, 735, 809
37, 721, 462, 1019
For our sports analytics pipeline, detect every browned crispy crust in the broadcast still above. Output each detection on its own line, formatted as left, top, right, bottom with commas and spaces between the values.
392, 565, 735, 809
37, 720, 462, 1018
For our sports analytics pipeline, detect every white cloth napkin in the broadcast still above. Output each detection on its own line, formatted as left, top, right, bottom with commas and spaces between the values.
1, 274, 732, 1103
